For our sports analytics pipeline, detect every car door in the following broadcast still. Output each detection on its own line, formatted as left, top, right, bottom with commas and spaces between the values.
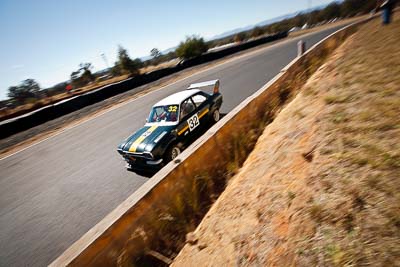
191, 92, 210, 126
177, 97, 198, 139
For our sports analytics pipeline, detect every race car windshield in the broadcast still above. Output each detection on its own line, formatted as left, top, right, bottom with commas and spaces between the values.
148, 105, 179, 122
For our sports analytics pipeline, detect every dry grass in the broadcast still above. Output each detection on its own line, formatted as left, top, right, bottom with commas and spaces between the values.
304, 14, 400, 266
140, 58, 180, 73
271, 15, 400, 266
173, 14, 400, 267
289, 16, 365, 38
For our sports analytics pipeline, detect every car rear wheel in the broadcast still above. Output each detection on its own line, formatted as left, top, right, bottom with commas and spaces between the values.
212, 109, 220, 123
165, 144, 181, 162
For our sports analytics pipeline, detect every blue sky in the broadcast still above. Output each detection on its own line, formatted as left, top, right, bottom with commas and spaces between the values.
0, 0, 333, 100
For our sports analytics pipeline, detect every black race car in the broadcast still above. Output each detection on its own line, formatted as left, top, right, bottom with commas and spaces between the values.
117, 79, 223, 174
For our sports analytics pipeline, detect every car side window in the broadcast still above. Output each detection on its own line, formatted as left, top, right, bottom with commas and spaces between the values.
192, 93, 207, 107
180, 98, 196, 119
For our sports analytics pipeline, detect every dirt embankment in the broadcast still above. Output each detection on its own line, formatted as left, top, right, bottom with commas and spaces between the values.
173, 15, 400, 266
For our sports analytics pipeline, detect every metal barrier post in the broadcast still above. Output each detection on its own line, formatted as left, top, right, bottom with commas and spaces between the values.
297, 40, 306, 57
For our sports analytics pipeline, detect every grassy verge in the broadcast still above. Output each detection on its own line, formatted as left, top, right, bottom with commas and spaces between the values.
307, 14, 400, 266
172, 14, 400, 267
288, 16, 363, 38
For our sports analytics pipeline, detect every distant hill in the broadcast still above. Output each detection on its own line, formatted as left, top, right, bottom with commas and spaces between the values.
141, 3, 331, 61
138, 5, 336, 66
208, 3, 330, 41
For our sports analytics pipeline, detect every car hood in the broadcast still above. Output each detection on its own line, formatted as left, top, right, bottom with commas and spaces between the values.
118, 125, 174, 153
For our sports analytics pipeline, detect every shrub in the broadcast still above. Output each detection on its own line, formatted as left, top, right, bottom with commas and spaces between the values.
114, 45, 143, 76
176, 35, 208, 60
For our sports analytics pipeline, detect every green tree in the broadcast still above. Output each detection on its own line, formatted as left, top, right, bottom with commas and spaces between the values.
150, 48, 162, 65
321, 2, 341, 20
7, 79, 41, 104
114, 45, 142, 76
234, 32, 246, 43
251, 27, 264, 38
176, 35, 208, 60
308, 10, 321, 25
70, 70, 81, 87
292, 13, 307, 27
133, 58, 143, 69
340, 0, 365, 17
79, 63, 95, 84
150, 48, 161, 59
70, 63, 94, 88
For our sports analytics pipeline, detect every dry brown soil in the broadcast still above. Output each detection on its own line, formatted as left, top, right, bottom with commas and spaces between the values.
173, 14, 400, 267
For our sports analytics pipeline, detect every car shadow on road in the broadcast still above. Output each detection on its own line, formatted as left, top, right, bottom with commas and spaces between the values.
131, 169, 157, 178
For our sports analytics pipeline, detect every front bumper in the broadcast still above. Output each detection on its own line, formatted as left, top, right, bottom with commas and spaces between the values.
118, 150, 164, 171
126, 160, 164, 173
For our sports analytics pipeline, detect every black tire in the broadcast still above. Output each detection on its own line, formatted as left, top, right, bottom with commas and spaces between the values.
164, 144, 181, 162
211, 109, 220, 123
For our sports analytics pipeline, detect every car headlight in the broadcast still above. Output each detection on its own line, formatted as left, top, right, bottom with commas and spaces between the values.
154, 131, 167, 143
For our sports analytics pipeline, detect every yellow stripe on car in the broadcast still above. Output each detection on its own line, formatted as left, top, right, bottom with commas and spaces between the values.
178, 108, 209, 136
198, 108, 209, 119
129, 125, 158, 152
178, 125, 189, 136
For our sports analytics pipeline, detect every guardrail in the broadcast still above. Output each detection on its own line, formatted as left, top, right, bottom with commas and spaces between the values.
50, 17, 372, 266
0, 32, 287, 139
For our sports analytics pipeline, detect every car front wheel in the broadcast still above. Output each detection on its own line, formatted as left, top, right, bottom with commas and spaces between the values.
165, 144, 181, 162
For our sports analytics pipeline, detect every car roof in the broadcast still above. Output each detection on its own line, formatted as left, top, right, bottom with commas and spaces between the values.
153, 89, 202, 106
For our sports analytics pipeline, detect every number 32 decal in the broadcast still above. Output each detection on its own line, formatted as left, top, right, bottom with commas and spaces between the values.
187, 114, 200, 131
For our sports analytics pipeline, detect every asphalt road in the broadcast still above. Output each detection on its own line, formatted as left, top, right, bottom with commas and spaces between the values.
0, 25, 346, 267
